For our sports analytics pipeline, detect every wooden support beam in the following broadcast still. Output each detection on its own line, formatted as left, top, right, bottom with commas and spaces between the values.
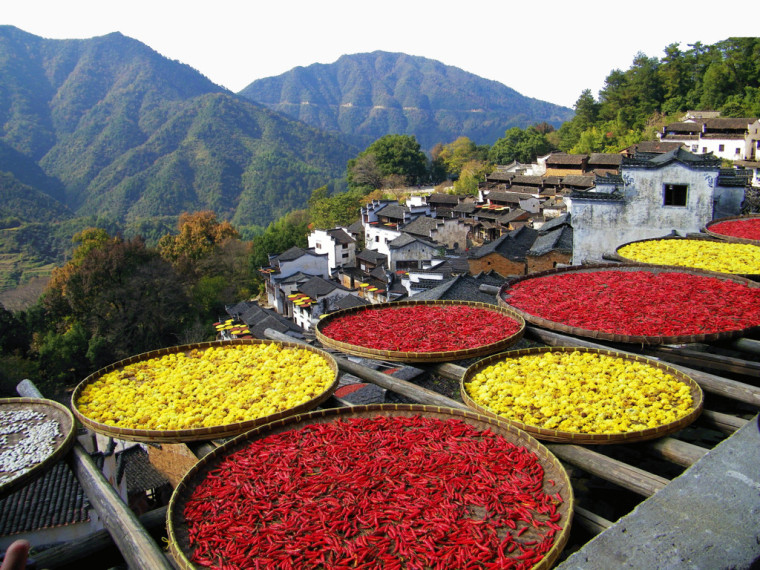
264, 329, 470, 410
730, 337, 760, 356
698, 409, 750, 434
546, 444, 669, 497
637, 345, 760, 377
16, 380, 174, 570
573, 506, 614, 536
525, 327, 760, 408
641, 437, 707, 467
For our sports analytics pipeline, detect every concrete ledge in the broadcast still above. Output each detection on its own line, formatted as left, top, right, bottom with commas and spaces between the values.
557, 414, 760, 570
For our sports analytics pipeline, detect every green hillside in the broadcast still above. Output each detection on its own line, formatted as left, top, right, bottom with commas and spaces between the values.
0, 26, 356, 288
239, 51, 574, 151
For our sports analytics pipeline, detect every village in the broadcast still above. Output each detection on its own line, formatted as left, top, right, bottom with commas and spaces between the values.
227, 113, 759, 337
2, 113, 760, 569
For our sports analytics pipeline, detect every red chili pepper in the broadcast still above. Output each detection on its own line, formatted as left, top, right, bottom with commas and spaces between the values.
182, 416, 563, 569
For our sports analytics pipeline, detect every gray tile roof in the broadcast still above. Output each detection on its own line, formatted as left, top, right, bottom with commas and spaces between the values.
388, 234, 438, 250
624, 147, 722, 169
588, 153, 623, 166
428, 193, 461, 205
327, 228, 355, 245
356, 249, 387, 264
332, 294, 372, 310
528, 225, 573, 257
0, 462, 90, 536
272, 246, 321, 263
546, 153, 588, 166
299, 276, 349, 299
375, 203, 408, 220
469, 226, 539, 261
401, 216, 440, 237
412, 273, 506, 304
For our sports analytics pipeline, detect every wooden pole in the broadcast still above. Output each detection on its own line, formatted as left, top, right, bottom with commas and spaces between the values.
698, 409, 750, 434
641, 437, 707, 467
573, 506, 613, 536
546, 444, 669, 497
16, 380, 174, 570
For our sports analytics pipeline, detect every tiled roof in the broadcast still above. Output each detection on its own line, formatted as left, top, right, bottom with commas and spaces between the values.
561, 175, 596, 188
346, 220, 365, 235
539, 213, 571, 233
299, 276, 348, 299
332, 294, 371, 310
511, 175, 544, 186
412, 273, 506, 305
546, 153, 588, 166
624, 141, 684, 155
488, 191, 535, 204
664, 122, 703, 133
388, 234, 438, 250
453, 203, 477, 213
273, 246, 323, 263
624, 147, 722, 169
570, 190, 625, 201
356, 249, 387, 264
704, 117, 758, 130
228, 301, 302, 338
588, 153, 623, 166
116, 446, 170, 495
327, 228, 355, 245
427, 193, 461, 205
528, 225, 573, 257
402, 216, 440, 237
469, 226, 538, 261
375, 203, 408, 220
0, 462, 90, 536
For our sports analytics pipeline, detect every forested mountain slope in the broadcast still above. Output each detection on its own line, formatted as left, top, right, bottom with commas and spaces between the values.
239, 51, 574, 150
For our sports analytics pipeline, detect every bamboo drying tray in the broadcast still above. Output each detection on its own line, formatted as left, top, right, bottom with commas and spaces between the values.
704, 214, 760, 245
613, 235, 760, 279
315, 300, 525, 363
461, 347, 703, 445
498, 263, 760, 345
0, 398, 76, 500
167, 403, 573, 570
71, 339, 338, 443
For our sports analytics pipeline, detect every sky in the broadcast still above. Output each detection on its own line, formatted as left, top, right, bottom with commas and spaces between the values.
2, 1, 754, 109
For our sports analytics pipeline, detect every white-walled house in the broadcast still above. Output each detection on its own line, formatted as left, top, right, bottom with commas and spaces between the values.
401, 215, 471, 252
262, 247, 330, 314
569, 148, 746, 263
387, 234, 440, 272
659, 117, 760, 162
307, 228, 356, 271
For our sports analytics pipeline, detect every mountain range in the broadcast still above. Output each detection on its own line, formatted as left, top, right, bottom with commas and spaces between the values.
239, 51, 573, 151
0, 26, 573, 291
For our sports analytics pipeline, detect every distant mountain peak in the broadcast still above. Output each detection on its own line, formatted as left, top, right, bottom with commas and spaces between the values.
239, 51, 573, 150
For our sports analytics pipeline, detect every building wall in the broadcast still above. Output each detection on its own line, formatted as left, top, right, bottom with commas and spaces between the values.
365, 225, 401, 257
388, 243, 438, 272
308, 230, 356, 271
467, 254, 525, 278
570, 161, 743, 263
526, 251, 572, 274
430, 219, 471, 251
682, 138, 745, 161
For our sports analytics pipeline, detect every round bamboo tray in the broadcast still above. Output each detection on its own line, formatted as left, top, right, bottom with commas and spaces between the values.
704, 214, 760, 245
461, 347, 703, 444
498, 263, 760, 345
71, 339, 339, 443
0, 398, 76, 500
613, 235, 760, 279
167, 404, 574, 570
315, 300, 525, 363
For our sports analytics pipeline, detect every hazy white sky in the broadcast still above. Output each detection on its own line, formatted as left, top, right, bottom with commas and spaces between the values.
3, 1, 753, 108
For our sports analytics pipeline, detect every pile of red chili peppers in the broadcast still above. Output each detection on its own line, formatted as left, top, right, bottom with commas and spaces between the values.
709, 218, 760, 241
320, 305, 522, 353
183, 416, 563, 569
501, 269, 760, 337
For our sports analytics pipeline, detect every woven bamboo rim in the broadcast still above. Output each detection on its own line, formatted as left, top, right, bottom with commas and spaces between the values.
498, 263, 760, 345
704, 214, 760, 245
70, 339, 339, 443
315, 300, 525, 363
167, 403, 574, 570
613, 235, 760, 280
0, 398, 77, 500
460, 347, 703, 445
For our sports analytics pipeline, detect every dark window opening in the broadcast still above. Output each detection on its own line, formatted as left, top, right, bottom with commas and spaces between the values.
663, 184, 688, 207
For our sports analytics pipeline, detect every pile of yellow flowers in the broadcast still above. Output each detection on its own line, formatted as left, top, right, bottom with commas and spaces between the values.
75, 343, 335, 431
464, 351, 695, 434
617, 239, 760, 274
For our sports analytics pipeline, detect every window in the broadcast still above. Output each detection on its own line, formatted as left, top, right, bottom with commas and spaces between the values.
663, 184, 688, 207
735, 148, 741, 155
718, 144, 725, 152
702, 147, 707, 153
691, 145, 698, 152
375, 235, 379, 242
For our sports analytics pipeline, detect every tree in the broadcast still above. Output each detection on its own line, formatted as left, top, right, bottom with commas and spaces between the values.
488, 127, 554, 165
453, 160, 492, 195
250, 210, 311, 270
348, 135, 429, 188
158, 211, 239, 264
434, 137, 489, 180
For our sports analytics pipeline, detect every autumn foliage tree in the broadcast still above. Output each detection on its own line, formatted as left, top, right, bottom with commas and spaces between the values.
158, 211, 239, 264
